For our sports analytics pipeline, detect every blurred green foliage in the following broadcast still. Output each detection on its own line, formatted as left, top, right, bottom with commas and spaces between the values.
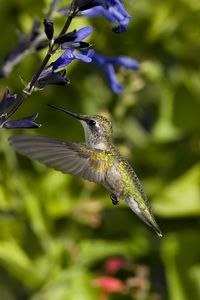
0, 0, 200, 299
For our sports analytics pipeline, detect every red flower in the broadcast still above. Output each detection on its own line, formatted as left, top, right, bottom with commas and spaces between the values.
104, 258, 126, 274
93, 275, 125, 299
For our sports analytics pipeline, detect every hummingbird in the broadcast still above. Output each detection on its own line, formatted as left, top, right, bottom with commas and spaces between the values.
9, 104, 162, 237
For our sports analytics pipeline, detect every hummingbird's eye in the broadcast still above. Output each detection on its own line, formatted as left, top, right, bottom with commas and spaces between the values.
88, 120, 96, 126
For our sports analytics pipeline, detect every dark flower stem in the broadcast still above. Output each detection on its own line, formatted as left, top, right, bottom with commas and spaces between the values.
59, 14, 74, 37
6, 3, 75, 121
28, 53, 52, 91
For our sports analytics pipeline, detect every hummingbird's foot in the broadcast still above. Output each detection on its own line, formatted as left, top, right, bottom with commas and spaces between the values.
110, 194, 119, 205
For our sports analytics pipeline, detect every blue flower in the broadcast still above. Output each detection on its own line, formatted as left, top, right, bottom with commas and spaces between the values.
0, 88, 40, 129
91, 52, 140, 94
74, 25, 94, 41
3, 113, 40, 129
54, 26, 93, 50
37, 26, 94, 85
52, 48, 94, 70
48, 26, 94, 71
81, 0, 131, 33
0, 87, 16, 115
37, 70, 70, 89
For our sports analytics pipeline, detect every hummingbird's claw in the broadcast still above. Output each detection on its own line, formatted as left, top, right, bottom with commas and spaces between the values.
110, 194, 119, 205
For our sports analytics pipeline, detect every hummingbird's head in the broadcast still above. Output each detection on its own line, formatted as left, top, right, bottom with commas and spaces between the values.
80, 114, 113, 149
48, 104, 113, 150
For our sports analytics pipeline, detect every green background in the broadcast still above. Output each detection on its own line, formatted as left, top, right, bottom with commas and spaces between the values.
0, 0, 200, 299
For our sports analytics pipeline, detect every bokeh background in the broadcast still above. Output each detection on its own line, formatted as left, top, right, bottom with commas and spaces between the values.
0, 0, 200, 299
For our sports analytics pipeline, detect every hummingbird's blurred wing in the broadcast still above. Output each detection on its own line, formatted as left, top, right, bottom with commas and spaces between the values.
9, 134, 112, 183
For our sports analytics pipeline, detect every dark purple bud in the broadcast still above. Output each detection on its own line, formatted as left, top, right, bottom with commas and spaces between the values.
37, 70, 70, 89
75, 41, 91, 48
60, 41, 90, 50
73, 0, 101, 12
0, 87, 17, 115
54, 30, 77, 45
55, 26, 93, 49
58, 26, 93, 49
3, 113, 41, 129
44, 19, 54, 41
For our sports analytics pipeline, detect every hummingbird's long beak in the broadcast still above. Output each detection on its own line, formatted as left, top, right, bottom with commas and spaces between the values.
47, 104, 87, 121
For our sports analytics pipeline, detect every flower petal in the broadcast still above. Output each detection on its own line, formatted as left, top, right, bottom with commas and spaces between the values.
4, 113, 41, 129
81, 0, 131, 33
93, 276, 125, 293
104, 64, 123, 94
52, 48, 94, 71
37, 70, 70, 89
82, 6, 116, 22
76, 26, 94, 41
73, 53, 93, 63
0, 87, 16, 115
52, 49, 73, 70
110, 56, 140, 69
90, 51, 139, 93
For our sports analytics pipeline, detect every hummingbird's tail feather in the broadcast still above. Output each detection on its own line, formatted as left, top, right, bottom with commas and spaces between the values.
125, 197, 162, 237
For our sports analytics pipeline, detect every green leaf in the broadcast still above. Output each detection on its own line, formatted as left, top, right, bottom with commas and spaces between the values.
0, 240, 39, 287
153, 164, 200, 217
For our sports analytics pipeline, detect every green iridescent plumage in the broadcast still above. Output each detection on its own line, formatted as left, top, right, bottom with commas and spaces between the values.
9, 105, 162, 237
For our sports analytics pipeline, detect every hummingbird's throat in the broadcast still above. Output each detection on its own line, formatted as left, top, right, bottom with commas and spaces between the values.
92, 141, 108, 150
80, 120, 109, 150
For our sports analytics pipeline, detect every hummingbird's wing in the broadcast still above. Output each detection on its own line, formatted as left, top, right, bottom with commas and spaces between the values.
9, 134, 112, 183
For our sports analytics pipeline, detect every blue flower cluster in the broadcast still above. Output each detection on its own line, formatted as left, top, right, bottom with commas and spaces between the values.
48, 0, 139, 93
52, 26, 94, 70
0, 88, 40, 129
0, 0, 139, 129
37, 26, 94, 88
91, 53, 140, 94
81, 0, 131, 33
61, 0, 131, 33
